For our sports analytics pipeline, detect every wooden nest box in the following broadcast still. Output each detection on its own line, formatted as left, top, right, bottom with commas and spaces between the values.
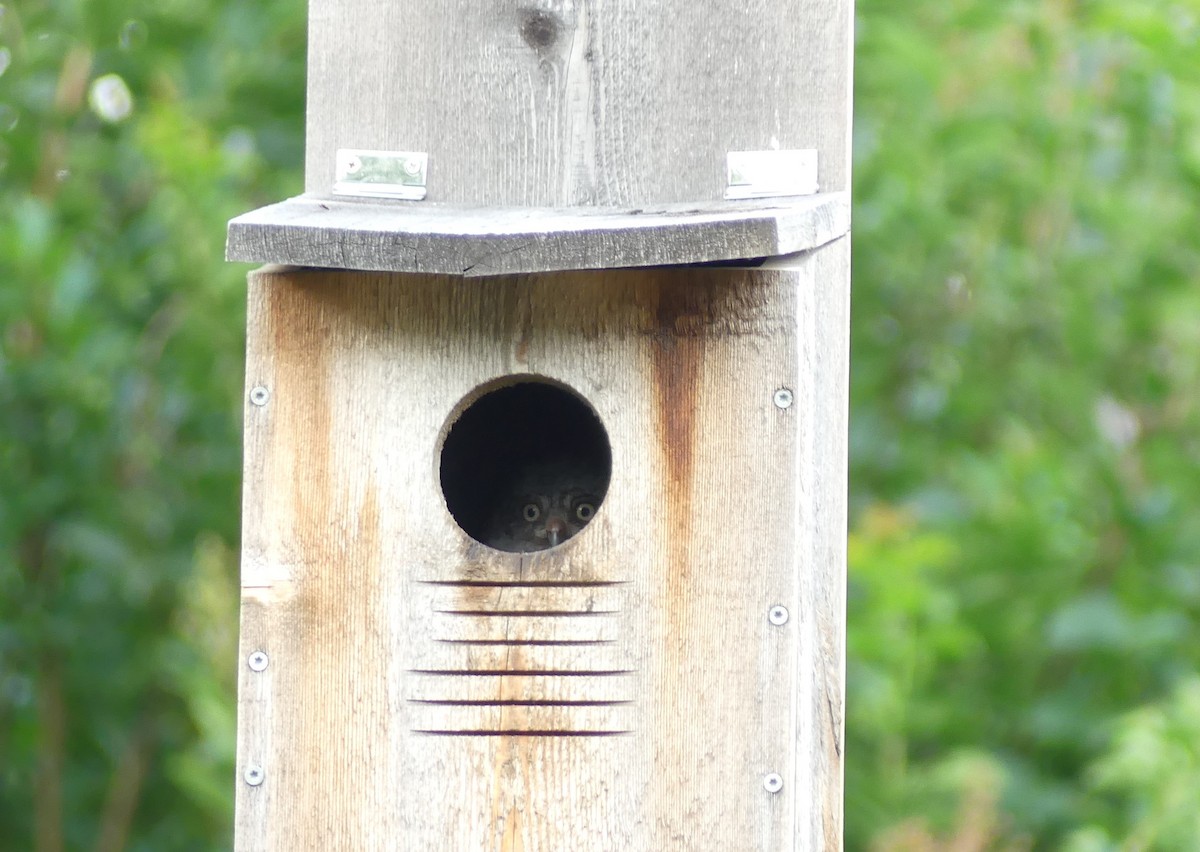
227, 1, 853, 849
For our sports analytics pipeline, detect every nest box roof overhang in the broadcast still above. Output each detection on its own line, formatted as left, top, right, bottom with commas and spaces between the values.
226, 192, 850, 277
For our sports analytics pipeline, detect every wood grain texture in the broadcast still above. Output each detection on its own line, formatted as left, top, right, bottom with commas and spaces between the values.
234, 248, 849, 849
769, 238, 850, 850
226, 192, 850, 275
304, 1, 855, 206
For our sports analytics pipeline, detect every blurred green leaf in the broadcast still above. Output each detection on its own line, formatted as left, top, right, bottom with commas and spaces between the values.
850, 0, 1200, 847
0, 0, 303, 846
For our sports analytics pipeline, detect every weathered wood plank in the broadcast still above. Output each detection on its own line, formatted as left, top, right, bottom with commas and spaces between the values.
427, 583, 624, 615
233, 601, 274, 847
429, 614, 621, 645
304, 1, 854, 206
234, 252, 848, 849
772, 239, 850, 851
410, 641, 629, 674
226, 192, 850, 275
405, 672, 637, 704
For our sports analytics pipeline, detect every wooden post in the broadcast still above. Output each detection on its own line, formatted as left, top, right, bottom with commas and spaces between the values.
228, 2, 852, 849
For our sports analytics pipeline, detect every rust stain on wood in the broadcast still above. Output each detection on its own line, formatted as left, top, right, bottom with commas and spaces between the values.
645, 273, 739, 633
489, 733, 534, 851
499, 641, 528, 718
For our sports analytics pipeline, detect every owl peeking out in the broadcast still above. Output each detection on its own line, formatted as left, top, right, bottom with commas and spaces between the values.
482, 459, 606, 552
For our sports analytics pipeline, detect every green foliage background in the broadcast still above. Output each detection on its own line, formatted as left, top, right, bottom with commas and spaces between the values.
1, 0, 1198, 848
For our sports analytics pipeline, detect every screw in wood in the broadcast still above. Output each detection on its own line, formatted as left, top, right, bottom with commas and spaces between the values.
248, 651, 269, 672
768, 605, 789, 626
244, 765, 265, 787
249, 386, 270, 406
763, 773, 784, 794
773, 388, 794, 409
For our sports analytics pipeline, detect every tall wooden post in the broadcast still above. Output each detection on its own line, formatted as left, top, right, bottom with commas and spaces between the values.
228, 2, 852, 849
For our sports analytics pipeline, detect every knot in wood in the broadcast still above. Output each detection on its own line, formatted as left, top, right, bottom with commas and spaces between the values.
520, 8, 561, 50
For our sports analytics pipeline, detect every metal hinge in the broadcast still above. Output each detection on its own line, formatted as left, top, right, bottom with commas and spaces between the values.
334, 149, 428, 201
725, 149, 818, 200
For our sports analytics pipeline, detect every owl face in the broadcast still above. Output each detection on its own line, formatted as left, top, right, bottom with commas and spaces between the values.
508, 486, 599, 550
480, 460, 607, 553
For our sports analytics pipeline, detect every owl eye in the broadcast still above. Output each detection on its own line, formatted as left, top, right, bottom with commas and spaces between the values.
575, 502, 595, 522
522, 503, 541, 522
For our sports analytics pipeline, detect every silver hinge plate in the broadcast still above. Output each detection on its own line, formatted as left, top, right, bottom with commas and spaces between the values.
334, 149, 428, 200
725, 149, 818, 200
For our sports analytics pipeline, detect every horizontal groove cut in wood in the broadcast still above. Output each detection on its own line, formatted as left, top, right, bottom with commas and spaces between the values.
410, 669, 633, 677
431, 584, 622, 614
434, 615, 619, 644
414, 731, 633, 738
419, 579, 626, 588
435, 639, 616, 646
410, 662, 635, 734
225, 191, 850, 275
409, 704, 634, 735
408, 699, 632, 706
437, 609, 616, 617
417, 644, 627, 673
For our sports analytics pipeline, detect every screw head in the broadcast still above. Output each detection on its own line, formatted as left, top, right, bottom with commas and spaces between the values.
249, 386, 270, 407
344, 154, 362, 174
768, 605, 790, 626
403, 156, 422, 176
244, 765, 265, 787
763, 772, 784, 794
773, 388, 794, 409
248, 651, 269, 672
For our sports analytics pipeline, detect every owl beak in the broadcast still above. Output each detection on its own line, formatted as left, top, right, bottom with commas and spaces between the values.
544, 515, 567, 547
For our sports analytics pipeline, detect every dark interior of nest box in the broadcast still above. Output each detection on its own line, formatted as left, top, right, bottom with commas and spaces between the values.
439, 380, 612, 553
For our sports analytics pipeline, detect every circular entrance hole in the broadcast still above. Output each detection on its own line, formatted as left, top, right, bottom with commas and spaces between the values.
439, 380, 612, 553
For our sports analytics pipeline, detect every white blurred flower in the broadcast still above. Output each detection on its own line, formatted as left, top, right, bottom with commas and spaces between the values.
222, 127, 257, 163
88, 73, 133, 123
1094, 395, 1140, 450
